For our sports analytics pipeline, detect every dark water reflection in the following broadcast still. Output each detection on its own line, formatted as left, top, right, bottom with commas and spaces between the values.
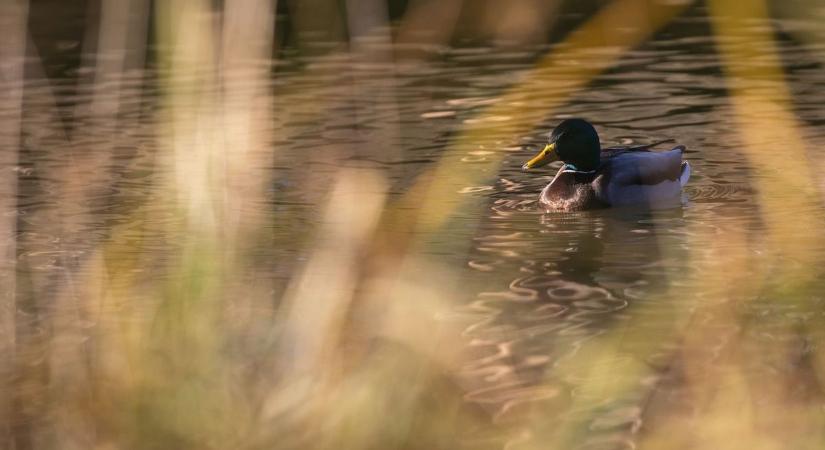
9, 2, 825, 449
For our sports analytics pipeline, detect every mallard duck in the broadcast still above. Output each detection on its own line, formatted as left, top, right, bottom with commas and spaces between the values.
522, 119, 690, 210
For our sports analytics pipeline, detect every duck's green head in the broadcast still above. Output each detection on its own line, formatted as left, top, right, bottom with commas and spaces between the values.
522, 118, 601, 172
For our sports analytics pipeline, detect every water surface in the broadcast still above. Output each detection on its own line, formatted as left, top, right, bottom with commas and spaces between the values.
9, 2, 825, 449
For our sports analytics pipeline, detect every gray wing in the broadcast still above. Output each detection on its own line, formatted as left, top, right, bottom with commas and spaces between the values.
607, 147, 685, 186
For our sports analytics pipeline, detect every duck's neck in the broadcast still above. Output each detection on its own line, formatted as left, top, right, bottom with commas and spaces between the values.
562, 163, 597, 174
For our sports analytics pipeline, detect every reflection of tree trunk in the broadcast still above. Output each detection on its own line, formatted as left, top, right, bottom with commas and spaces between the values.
346, 0, 401, 163
395, 0, 464, 50
58, 0, 150, 246
220, 0, 275, 253
0, 2, 28, 447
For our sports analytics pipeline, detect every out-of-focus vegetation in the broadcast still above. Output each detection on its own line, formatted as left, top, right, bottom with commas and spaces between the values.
2, 0, 825, 449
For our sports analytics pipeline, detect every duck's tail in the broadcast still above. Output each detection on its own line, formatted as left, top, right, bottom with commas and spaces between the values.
679, 161, 691, 187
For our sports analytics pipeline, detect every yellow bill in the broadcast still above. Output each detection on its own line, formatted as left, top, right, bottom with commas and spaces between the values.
522, 143, 558, 170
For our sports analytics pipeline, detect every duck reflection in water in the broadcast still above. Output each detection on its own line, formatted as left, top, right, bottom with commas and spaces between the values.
538, 208, 686, 295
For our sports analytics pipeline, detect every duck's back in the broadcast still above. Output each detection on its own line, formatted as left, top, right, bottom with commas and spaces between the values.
595, 146, 689, 207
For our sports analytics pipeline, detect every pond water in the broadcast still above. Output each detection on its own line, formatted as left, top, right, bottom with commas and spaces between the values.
8, 1, 825, 449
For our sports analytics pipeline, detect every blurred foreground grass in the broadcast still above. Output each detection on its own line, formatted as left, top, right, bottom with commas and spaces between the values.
3, 0, 825, 449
